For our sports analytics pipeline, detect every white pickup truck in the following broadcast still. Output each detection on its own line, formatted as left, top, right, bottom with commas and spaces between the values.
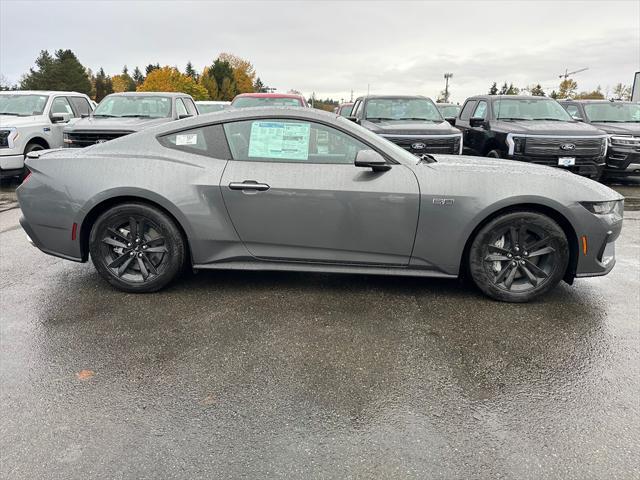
0, 90, 93, 180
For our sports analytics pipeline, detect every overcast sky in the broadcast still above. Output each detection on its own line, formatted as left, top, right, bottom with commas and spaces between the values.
1, 0, 638, 102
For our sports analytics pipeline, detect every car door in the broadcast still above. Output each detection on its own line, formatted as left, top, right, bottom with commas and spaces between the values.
465, 100, 488, 154
49, 96, 79, 148
219, 117, 420, 265
457, 99, 478, 154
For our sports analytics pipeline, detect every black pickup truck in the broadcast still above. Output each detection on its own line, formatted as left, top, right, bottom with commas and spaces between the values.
559, 100, 639, 178
348, 95, 462, 155
455, 95, 608, 179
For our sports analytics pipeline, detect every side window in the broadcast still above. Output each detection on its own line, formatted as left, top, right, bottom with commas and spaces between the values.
50, 97, 75, 117
183, 98, 198, 116
473, 101, 487, 119
159, 124, 229, 158
223, 119, 370, 165
70, 97, 91, 116
459, 100, 478, 121
175, 99, 188, 117
565, 104, 581, 119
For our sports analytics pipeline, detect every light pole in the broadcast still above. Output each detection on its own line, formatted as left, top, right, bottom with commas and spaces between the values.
444, 73, 453, 103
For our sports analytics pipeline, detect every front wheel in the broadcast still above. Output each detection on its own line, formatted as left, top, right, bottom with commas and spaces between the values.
89, 203, 186, 293
468, 211, 569, 302
486, 149, 502, 158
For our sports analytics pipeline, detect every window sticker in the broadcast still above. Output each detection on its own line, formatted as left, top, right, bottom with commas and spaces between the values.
175, 133, 199, 146
248, 121, 310, 160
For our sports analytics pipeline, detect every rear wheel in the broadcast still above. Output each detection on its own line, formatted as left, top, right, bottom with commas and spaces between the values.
89, 203, 185, 293
486, 149, 502, 158
468, 211, 569, 302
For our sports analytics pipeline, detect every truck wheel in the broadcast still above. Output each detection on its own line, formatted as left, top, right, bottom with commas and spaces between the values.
21, 143, 44, 181
487, 149, 502, 158
89, 203, 186, 293
468, 211, 569, 303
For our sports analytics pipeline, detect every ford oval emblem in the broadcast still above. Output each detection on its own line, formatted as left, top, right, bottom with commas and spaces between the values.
560, 143, 576, 151
95, 139, 107, 144
412, 142, 426, 150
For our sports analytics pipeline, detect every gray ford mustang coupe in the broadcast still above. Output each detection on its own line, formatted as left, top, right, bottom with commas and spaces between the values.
17, 107, 623, 302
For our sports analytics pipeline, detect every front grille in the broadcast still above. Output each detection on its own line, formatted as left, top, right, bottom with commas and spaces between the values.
524, 137, 603, 156
0, 130, 10, 148
65, 130, 133, 148
382, 135, 460, 155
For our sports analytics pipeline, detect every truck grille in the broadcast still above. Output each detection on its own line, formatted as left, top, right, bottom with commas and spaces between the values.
524, 137, 603, 156
65, 130, 133, 148
381, 135, 460, 155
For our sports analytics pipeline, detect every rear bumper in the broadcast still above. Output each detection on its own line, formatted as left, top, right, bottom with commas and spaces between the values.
19, 215, 83, 262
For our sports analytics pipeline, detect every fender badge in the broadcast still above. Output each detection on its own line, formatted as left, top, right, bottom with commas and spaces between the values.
433, 198, 455, 206
43, 127, 51, 132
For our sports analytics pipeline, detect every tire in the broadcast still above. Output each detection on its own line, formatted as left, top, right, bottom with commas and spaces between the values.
486, 149, 502, 158
468, 211, 569, 303
89, 203, 186, 293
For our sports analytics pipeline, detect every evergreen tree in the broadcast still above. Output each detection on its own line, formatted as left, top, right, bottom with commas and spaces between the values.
185, 61, 197, 80
505, 83, 519, 95
20, 49, 91, 94
94, 68, 113, 102
209, 59, 236, 98
132, 67, 144, 86
499, 82, 509, 95
488, 82, 498, 95
530, 84, 545, 96
145, 63, 160, 76
253, 77, 266, 93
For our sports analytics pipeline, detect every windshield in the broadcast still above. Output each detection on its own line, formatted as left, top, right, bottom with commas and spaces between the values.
0, 94, 49, 116
232, 97, 303, 108
197, 103, 227, 114
438, 105, 461, 118
365, 98, 443, 122
584, 103, 640, 123
494, 98, 572, 121
94, 96, 171, 118
338, 104, 353, 117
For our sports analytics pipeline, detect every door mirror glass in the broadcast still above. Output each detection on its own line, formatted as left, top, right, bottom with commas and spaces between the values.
354, 149, 391, 172
469, 117, 485, 127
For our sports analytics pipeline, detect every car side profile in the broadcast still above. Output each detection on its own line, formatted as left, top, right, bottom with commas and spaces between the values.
63, 92, 198, 148
18, 108, 623, 302
455, 95, 608, 179
0, 90, 93, 180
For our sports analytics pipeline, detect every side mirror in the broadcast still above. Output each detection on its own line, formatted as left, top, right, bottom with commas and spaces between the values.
178, 114, 193, 119
572, 116, 584, 122
354, 149, 391, 172
445, 117, 456, 126
51, 112, 72, 123
347, 116, 360, 124
469, 117, 485, 127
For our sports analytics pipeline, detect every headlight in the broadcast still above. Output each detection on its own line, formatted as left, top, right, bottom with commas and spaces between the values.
513, 137, 525, 154
0, 127, 18, 148
608, 135, 639, 146
581, 200, 624, 218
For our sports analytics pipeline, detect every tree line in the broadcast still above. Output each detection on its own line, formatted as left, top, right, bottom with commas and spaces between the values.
15, 49, 270, 102
484, 80, 632, 100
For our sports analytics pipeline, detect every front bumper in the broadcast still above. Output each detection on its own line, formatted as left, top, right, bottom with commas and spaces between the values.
603, 145, 640, 177
571, 203, 623, 278
0, 153, 25, 176
507, 154, 605, 179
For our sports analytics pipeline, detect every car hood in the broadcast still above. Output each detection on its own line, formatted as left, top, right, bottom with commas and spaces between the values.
64, 116, 171, 132
492, 120, 605, 136
0, 115, 45, 127
362, 119, 459, 136
423, 154, 621, 201
588, 122, 640, 136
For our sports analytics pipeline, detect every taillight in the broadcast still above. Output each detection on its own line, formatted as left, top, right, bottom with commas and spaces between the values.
71, 223, 78, 241
21, 171, 32, 184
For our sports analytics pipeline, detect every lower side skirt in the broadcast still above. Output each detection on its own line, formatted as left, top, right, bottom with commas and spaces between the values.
193, 260, 458, 279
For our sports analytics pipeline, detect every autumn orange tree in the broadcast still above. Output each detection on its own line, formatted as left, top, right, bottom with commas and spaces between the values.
137, 66, 208, 100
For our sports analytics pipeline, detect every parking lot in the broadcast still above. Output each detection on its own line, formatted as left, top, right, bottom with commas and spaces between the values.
1, 181, 639, 479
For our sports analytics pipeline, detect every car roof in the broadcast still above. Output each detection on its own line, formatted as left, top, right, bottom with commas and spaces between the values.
106, 92, 191, 98
356, 95, 431, 100
467, 95, 555, 101
559, 99, 633, 104
436, 103, 458, 107
234, 93, 305, 99
0, 90, 87, 96
195, 101, 230, 104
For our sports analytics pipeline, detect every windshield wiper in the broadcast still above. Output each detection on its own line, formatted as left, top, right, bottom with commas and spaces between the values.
0, 112, 26, 116
398, 117, 437, 121
121, 114, 151, 118
92, 114, 117, 118
497, 117, 529, 121
366, 117, 395, 121
536, 118, 564, 121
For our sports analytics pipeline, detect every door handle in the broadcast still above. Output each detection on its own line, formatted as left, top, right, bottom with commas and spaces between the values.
228, 181, 270, 191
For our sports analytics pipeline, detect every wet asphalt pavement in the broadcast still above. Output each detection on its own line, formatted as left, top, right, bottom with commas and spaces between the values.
1, 205, 639, 479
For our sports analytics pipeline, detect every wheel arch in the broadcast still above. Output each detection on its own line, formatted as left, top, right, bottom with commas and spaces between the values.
24, 136, 50, 151
459, 202, 579, 284
78, 192, 193, 264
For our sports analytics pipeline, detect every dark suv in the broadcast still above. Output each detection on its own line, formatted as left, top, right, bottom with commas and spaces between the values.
455, 95, 608, 179
559, 100, 639, 177
349, 95, 462, 155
